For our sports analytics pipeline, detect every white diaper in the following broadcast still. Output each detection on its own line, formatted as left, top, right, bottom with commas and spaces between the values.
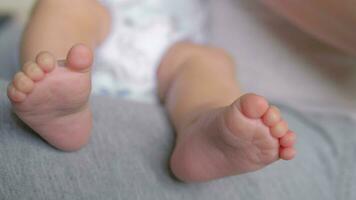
93, 0, 210, 102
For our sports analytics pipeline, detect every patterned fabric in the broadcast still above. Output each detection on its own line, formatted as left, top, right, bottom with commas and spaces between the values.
93, 0, 210, 102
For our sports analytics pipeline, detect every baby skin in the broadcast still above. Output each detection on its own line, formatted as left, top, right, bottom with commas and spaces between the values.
8, 45, 93, 151
7, 1, 296, 183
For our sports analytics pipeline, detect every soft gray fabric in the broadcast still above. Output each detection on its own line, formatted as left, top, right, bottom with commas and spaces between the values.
0, 20, 21, 81
1, 78, 356, 200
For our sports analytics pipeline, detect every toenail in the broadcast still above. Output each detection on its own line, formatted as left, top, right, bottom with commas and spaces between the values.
14, 73, 33, 93
18, 77, 27, 88
268, 112, 278, 122
30, 64, 42, 73
37, 53, 54, 70
263, 109, 281, 126
14, 73, 24, 83
272, 122, 288, 137
281, 132, 296, 145
280, 148, 296, 160
19, 74, 26, 81
41, 57, 52, 66
273, 114, 280, 121
276, 124, 285, 132
29, 64, 37, 71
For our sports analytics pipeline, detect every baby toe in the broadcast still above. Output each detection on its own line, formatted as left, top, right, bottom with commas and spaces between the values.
13, 72, 34, 94
66, 44, 93, 72
239, 93, 269, 119
262, 105, 281, 127
36, 52, 56, 72
7, 84, 26, 103
280, 131, 296, 148
22, 61, 45, 81
280, 147, 296, 160
270, 120, 288, 138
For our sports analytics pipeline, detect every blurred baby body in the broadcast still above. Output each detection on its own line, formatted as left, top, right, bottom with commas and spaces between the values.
93, 0, 210, 101
261, 0, 356, 56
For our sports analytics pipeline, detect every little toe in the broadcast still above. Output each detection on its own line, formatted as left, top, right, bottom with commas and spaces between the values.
7, 84, 26, 102
270, 120, 288, 138
66, 44, 93, 72
280, 147, 296, 160
280, 131, 296, 148
22, 61, 45, 81
262, 105, 281, 127
13, 72, 34, 94
36, 52, 56, 72
239, 93, 269, 119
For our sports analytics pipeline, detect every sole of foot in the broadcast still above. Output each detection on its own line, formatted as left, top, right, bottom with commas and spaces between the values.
170, 93, 296, 182
7, 44, 93, 151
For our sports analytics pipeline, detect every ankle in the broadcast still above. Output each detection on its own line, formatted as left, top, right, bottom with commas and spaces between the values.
157, 42, 235, 101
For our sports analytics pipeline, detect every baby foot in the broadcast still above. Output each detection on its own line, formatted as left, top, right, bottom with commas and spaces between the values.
7, 44, 93, 151
170, 94, 297, 182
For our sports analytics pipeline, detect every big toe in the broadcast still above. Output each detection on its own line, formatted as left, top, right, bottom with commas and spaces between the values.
66, 44, 93, 72
238, 93, 269, 119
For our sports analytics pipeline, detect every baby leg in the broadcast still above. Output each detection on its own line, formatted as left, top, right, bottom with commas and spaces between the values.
157, 42, 296, 182
7, 0, 110, 151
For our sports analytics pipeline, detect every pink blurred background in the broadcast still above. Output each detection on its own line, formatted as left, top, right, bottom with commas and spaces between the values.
261, 0, 356, 56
